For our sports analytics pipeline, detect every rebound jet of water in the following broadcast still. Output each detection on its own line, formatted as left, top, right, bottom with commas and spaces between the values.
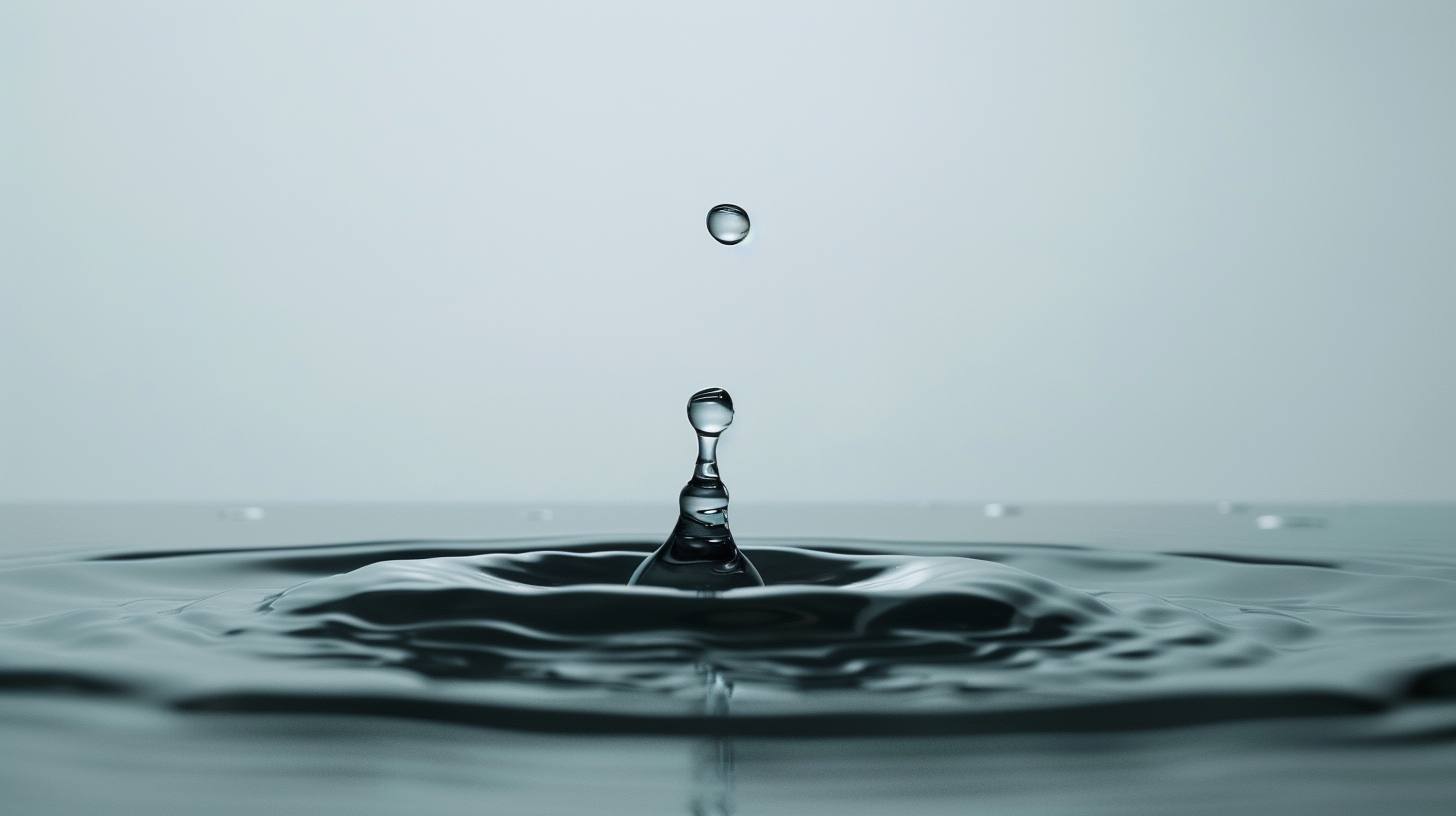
629, 388, 763, 591
706, 204, 750, 245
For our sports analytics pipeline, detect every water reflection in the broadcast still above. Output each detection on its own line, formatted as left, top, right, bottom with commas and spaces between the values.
691, 668, 735, 816
691, 737, 734, 816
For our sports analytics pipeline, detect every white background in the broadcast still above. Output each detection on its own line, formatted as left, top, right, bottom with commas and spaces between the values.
2, 1, 1452, 504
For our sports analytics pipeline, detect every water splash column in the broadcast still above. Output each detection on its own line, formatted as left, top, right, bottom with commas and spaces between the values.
629, 388, 763, 590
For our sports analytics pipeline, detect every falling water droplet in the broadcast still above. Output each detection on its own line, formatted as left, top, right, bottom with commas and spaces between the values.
629, 388, 763, 590
706, 204, 750, 245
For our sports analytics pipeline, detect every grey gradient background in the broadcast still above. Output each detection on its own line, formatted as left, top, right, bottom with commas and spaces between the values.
1, 1, 1452, 504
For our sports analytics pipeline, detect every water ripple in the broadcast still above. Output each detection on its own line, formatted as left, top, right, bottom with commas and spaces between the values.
1, 539, 1454, 737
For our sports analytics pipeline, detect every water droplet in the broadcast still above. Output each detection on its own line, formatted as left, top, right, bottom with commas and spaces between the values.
984, 503, 1020, 518
218, 507, 265, 521
706, 204, 750, 245
630, 388, 763, 591
521, 508, 553, 522
687, 388, 733, 435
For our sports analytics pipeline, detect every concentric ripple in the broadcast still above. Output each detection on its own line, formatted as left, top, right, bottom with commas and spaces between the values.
2, 539, 1455, 736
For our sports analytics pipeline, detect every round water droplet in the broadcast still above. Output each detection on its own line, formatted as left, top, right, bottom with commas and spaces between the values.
706, 204, 750, 245
687, 388, 734, 435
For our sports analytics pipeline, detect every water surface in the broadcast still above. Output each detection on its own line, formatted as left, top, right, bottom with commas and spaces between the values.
2, 507, 1453, 814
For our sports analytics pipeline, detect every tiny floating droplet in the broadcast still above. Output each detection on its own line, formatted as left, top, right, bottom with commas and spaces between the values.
706, 204, 750, 245
218, 507, 265, 521
984, 503, 1020, 518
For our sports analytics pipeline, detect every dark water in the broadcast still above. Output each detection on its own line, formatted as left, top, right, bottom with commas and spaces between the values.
2, 526, 1455, 814
4, 536, 1455, 735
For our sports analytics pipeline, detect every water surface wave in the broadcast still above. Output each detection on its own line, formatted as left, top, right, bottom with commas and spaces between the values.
2, 538, 1454, 737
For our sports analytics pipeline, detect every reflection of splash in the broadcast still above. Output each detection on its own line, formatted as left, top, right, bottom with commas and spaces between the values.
692, 668, 734, 816
691, 737, 733, 816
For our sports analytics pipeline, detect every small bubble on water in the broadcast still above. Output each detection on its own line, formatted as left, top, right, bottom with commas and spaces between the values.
1256, 514, 1326, 530
521, 508, 554, 522
984, 503, 1020, 518
218, 507, 265, 522
706, 204, 750, 245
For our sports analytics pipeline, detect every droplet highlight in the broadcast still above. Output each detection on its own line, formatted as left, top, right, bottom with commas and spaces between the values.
706, 204, 750, 245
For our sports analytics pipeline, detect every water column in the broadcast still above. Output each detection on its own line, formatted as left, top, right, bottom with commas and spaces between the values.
629, 388, 763, 590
